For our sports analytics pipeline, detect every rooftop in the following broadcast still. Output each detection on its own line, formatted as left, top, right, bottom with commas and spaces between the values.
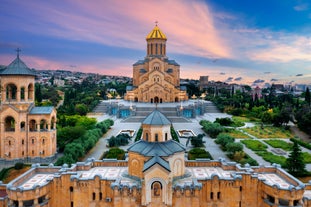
142, 109, 171, 125
0, 55, 36, 76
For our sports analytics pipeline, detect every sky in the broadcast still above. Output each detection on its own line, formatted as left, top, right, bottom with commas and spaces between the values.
0, 0, 311, 86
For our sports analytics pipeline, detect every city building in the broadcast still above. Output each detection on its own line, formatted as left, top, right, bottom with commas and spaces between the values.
0, 51, 57, 163
124, 25, 188, 103
199, 76, 209, 90
2, 109, 311, 207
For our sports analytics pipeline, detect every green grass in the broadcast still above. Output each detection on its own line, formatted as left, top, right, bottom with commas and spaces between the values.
188, 148, 213, 160
264, 139, 293, 151
242, 126, 294, 138
222, 130, 250, 139
256, 151, 287, 167
302, 152, 311, 163
240, 140, 268, 151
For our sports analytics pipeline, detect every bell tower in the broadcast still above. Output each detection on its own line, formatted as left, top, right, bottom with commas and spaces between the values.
146, 22, 167, 57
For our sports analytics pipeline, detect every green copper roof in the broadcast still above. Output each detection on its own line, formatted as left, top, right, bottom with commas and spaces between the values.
142, 109, 171, 125
0, 55, 36, 76
128, 140, 185, 157
29, 107, 54, 115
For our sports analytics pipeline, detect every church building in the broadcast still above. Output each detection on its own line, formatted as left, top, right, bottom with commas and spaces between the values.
124, 25, 188, 103
2, 109, 311, 207
0, 51, 57, 163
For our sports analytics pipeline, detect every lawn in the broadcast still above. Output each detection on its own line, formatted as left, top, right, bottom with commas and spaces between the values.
232, 116, 260, 123
223, 129, 250, 139
302, 152, 311, 163
264, 139, 293, 151
242, 126, 294, 138
256, 151, 287, 167
240, 140, 268, 151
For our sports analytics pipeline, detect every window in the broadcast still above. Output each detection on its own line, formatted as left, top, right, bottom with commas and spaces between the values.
8, 141, 11, 146
155, 134, 158, 142
71, 201, 74, 207
210, 192, 213, 199
5, 116, 15, 132
32, 139, 34, 144
217, 192, 221, 199
92, 192, 96, 200
20, 122, 25, 131
32, 150, 34, 155
22, 140, 24, 145
165, 133, 168, 141
20, 87, 25, 100
146, 133, 149, 141
99, 192, 103, 200
22, 151, 24, 156
42, 139, 45, 145
70, 187, 74, 192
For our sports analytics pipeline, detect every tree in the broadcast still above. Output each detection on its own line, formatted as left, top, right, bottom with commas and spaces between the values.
35, 83, 42, 105
190, 134, 204, 147
226, 142, 243, 155
306, 87, 310, 107
286, 141, 306, 176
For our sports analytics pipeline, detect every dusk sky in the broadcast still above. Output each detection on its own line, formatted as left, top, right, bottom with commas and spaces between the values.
1, 0, 311, 86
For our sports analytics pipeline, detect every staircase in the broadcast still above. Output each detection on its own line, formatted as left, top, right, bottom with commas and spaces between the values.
93, 102, 109, 113
205, 102, 221, 113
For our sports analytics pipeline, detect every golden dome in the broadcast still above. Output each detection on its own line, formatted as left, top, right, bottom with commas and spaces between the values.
146, 25, 167, 40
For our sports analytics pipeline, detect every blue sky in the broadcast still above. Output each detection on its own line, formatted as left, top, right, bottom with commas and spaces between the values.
0, 0, 311, 86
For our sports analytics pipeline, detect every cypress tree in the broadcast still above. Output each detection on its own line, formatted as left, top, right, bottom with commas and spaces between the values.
286, 141, 306, 176
306, 87, 310, 107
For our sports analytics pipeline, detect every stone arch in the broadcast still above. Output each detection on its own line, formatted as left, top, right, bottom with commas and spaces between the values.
173, 159, 183, 176
20, 121, 26, 131
28, 83, 34, 100
51, 116, 56, 130
29, 119, 37, 131
40, 119, 48, 131
6, 83, 17, 101
5, 116, 15, 132
146, 177, 167, 204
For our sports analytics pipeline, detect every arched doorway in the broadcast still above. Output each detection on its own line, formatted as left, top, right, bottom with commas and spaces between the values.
175, 97, 179, 102
154, 96, 159, 103
134, 97, 138, 102
151, 181, 162, 204
160, 98, 162, 103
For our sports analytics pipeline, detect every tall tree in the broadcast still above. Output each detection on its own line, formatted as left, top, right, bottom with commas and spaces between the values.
305, 87, 310, 107
286, 141, 306, 176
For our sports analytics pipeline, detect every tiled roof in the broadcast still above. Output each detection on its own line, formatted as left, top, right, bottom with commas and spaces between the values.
142, 110, 171, 125
143, 156, 170, 172
165, 59, 180, 66
133, 59, 147, 66
0, 56, 36, 76
128, 140, 185, 156
29, 106, 54, 115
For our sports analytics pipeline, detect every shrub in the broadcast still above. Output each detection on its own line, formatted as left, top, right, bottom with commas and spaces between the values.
103, 148, 125, 160
215, 133, 234, 149
190, 134, 204, 147
14, 162, 24, 170
200, 120, 225, 138
226, 142, 243, 154
135, 128, 143, 142
188, 148, 212, 160
215, 117, 233, 126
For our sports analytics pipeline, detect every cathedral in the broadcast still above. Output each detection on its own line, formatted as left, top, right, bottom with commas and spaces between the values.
0, 51, 57, 163
2, 109, 311, 207
124, 25, 188, 103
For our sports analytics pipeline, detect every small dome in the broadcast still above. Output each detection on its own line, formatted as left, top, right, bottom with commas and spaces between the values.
142, 109, 171, 125
146, 25, 167, 40
0, 55, 36, 76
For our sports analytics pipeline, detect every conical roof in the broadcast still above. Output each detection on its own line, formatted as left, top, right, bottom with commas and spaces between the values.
0, 55, 36, 76
146, 25, 167, 40
142, 109, 171, 125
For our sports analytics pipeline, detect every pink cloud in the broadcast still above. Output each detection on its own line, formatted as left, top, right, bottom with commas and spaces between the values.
11, 0, 231, 59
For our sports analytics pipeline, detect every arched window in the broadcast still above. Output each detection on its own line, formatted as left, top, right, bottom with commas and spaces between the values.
20, 87, 25, 100
51, 117, 56, 130
146, 133, 149, 141
20, 121, 25, 131
165, 133, 168, 141
42, 139, 45, 145
155, 134, 158, 142
5, 116, 15, 131
6, 84, 17, 100
29, 120, 36, 131
22, 140, 24, 145
40, 119, 47, 131
28, 83, 34, 100
92, 192, 96, 200
70, 187, 74, 192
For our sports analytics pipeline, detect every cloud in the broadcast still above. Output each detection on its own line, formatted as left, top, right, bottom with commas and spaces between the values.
270, 78, 278, 82
294, 4, 309, 11
2, 0, 231, 59
296, 74, 303, 76
225, 77, 233, 82
220, 72, 226, 75
264, 72, 271, 74
234, 77, 242, 81
253, 79, 265, 83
